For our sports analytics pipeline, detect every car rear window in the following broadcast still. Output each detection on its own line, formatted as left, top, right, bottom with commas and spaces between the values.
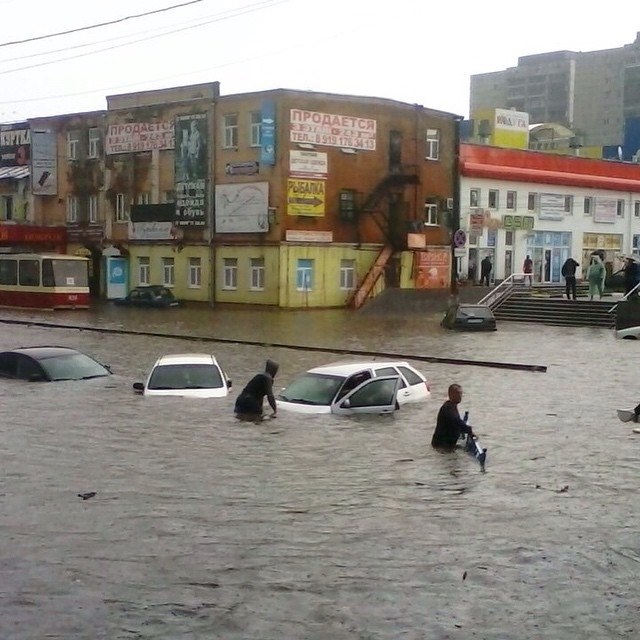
148, 363, 223, 390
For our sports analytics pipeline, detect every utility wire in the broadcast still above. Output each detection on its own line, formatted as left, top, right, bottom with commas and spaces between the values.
0, 0, 206, 48
0, 0, 284, 66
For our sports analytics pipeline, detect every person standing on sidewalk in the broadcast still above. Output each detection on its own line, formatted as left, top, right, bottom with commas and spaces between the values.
480, 255, 492, 286
561, 256, 580, 300
586, 255, 606, 300
523, 255, 533, 286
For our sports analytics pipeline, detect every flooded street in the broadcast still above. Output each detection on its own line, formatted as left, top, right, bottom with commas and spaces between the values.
0, 303, 639, 639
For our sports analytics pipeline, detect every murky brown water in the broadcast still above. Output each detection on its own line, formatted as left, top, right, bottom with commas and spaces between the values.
0, 303, 639, 639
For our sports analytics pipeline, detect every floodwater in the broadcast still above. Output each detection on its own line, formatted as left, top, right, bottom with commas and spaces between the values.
0, 302, 639, 639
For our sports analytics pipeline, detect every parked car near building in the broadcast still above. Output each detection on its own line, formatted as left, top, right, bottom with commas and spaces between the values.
114, 285, 181, 308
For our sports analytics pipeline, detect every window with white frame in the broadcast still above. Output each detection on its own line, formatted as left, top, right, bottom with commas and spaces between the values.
223, 114, 238, 148
138, 257, 150, 285
249, 111, 262, 147
617, 199, 625, 217
564, 195, 573, 214
339, 189, 357, 221
66, 195, 79, 222
223, 258, 238, 289
633, 235, 640, 255
115, 192, 128, 222
424, 202, 438, 225
506, 190, 517, 210
488, 189, 499, 209
339, 259, 356, 290
249, 258, 265, 290
137, 192, 150, 205
635, 201, 640, 217
425, 129, 440, 160
88, 128, 100, 158
527, 192, 537, 211
88, 194, 98, 223
296, 259, 313, 291
584, 196, 593, 215
469, 188, 480, 207
67, 131, 79, 160
162, 257, 175, 287
188, 257, 201, 288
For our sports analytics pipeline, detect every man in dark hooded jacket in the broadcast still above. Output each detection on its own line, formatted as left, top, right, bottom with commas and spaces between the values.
234, 359, 279, 417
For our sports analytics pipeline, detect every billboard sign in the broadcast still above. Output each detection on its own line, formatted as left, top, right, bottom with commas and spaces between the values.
287, 178, 325, 216
0, 122, 30, 167
289, 150, 328, 179
31, 129, 57, 195
290, 109, 376, 150
105, 121, 175, 154
215, 182, 269, 233
175, 113, 208, 227
260, 100, 276, 165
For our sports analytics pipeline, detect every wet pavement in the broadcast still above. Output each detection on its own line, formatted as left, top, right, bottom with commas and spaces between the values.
0, 303, 639, 639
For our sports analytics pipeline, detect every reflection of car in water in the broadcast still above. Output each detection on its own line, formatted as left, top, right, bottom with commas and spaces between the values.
441, 304, 497, 331
277, 360, 431, 415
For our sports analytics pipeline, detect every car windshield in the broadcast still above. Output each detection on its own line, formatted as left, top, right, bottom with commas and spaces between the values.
148, 363, 224, 390
278, 373, 345, 405
40, 353, 110, 381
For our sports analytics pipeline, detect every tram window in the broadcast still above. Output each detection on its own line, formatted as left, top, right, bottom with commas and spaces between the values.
19, 260, 40, 287
42, 260, 55, 287
51, 259, 89, 287
0, 259, 17, 285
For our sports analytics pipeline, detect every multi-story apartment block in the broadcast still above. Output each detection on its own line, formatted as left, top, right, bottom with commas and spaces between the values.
470, 33, 640, 149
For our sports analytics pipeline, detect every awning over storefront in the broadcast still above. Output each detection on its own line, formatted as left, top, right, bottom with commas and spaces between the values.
0, 166, 30, 180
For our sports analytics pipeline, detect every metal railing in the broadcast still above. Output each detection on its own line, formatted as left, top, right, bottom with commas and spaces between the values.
477, 272, 531, 309
608, 280, 640, 313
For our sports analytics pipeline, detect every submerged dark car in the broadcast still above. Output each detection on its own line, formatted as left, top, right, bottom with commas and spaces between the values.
441, 304, 497, 331
0, 346, 112, 381
114, 285, 181, 308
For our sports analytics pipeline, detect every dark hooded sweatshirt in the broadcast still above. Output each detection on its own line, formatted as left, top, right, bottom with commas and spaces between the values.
234, 359, 279, 415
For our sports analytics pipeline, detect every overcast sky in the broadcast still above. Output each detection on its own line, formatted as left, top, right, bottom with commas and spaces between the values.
0, 0, 637, 122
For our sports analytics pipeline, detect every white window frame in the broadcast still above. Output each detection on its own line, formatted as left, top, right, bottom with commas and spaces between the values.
425, 129, 440, 160
223, 258, 238, 290
188, 257, 201, 288
115, 192, 128, 222
138, 257, 150, 286
137, 192, 150, 205
249, 111, 262, 147
88, 128, 100, 158
296, 259, 314, 291
584, 196, 593, 216
617, 199, 625, 217
162, 257, 175, 287
88, 194, 98, 223
527, 192, 537, 211
506, 190, 517, 210
249, 258, 265, 291
564, 195, 573, 215
67, 131, 79, 160
223, 114, 238, 148
339, 259, 356, 290
635, 201, 640, 218
424, 203, 438, 226
469, 188, 480, 207
66, 195, 79, 222
488, 189, 499, 209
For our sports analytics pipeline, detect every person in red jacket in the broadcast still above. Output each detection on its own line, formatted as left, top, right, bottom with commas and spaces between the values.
523, 255, 533, 286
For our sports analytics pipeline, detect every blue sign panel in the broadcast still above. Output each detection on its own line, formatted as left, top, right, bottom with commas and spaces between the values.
260, 100, 276, 166
108, 257, 127, 285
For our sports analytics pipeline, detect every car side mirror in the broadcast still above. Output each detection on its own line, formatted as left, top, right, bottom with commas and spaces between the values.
341, 398, 351, 408
227, 379, 232, 388
133, 382, 144, 394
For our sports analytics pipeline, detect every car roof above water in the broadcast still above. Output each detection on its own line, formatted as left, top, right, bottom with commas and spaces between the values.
306, 360, 414, 376
154, 353, 219, 366
7, 346, 83, 360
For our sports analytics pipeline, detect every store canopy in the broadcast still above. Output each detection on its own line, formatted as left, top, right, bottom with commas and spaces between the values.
0, 166, 30, 180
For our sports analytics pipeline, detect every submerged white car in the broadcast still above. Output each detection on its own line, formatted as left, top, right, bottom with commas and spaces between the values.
277, 360, 431, 415
133, 353, 232, 398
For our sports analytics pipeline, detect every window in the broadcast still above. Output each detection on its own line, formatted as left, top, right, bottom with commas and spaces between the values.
223, 114, 238, 148
0, 258, 18, 285
469, 189, 480, 207
425, 128, 440, 160
115, 193, 128, 222
249, 111, 262, 147
66, 195, 79, 222
564, 195, 573, 214
617, 199, 625, 217
340, 259, 356, 290
339, 189, 357, 221
19, 259, 40, 286
488, 189, 499, 209
137, 192, 150, 205
506, 191, 517, 210
633, 235, 640, 255
162, 257, 175, 287
505, 231, 514, 246
88, 195, 98, 223
88, 128, 100, 158
296, 259, 313, 291
584, 196, 593, 216
138, 257, 150, 285
223, 258, 238, 289
635, 201, 640, 218
424, 203, 438, 225
188, 257, 201, 288
67, 131, 79, 160
528, 193, 537, 211
1, 196, 13, 221
250, 258, 265, 290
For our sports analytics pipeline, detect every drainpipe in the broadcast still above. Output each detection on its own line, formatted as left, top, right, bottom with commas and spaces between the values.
208, 103, 216, 308
449, 116, 463, 305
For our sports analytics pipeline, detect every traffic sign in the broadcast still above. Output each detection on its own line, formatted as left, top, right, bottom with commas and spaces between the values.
453, 229, 467, 248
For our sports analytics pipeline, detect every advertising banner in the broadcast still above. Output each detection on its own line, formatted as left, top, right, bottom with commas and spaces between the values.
539, 193, 565, 220
287, 178, 325, 216
289, 150, 328, 179
594, 199, 617, 223
260, 100, 276, 165
414, 248, 450, 289
215, 182, 269, 233
290, 109, 376, 150
175, 113, 208, 227
31, 129, 57, 195
0, 122, 30, 167
105, 121, 174, 154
